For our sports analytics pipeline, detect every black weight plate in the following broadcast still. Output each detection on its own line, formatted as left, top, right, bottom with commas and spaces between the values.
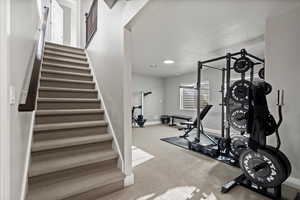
229, 80, 251, 104
229, 107, 248, 132
259, 68, 265, 79
233, 57, 253, 73
265, 114, 277, 136
264, 82, 272, 95
240, 149, 286, 187
264, 146, 291, 178
230, 135, 249, 158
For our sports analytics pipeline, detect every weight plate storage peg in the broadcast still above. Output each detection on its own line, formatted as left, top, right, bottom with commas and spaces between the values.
229, 107, 248, 132
264, 82, 272, 95
229, 80, 251, 104
240, 149, 287, 188
259, 68, 265, 79
233, 57, 254, 73
230, 135, 249, 158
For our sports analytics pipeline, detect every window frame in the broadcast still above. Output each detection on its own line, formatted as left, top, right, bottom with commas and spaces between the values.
179, 81, 210, 111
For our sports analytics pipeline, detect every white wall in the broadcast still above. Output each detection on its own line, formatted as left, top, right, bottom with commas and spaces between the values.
80, 0, 149, 179
9, 0, 39, 200
62, 5, 71, 45
0, 0, 11, 199
265, 5, 300, 187
132, 73, 164, 123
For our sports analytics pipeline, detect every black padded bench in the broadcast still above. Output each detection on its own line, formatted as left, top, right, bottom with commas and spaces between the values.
169, 115, 192, 126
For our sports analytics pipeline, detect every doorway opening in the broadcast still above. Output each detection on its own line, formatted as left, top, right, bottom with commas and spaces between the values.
47, 0, 80, 47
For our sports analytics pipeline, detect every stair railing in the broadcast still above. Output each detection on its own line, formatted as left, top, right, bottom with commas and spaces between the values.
85, 0, 98, 48
19, 7, 49, 112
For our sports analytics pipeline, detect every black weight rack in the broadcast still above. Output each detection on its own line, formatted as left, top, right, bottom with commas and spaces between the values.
189, 49, 264, 161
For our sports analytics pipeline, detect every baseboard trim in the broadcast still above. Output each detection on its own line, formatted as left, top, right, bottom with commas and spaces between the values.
124, 173, 135, 187
145, 121, 161, 126
285, 176, 300, 190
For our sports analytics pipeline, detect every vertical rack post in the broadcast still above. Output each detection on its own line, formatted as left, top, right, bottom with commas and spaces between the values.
225, 54, 231, 140
196, 62, 203, 143
141, 92, 144, 116
221, 68, 225, 138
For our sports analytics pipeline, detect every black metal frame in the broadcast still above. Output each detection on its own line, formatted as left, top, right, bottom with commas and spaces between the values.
192, 49, 288, 200
221, 174, 282, 200
196, 49, 265, 145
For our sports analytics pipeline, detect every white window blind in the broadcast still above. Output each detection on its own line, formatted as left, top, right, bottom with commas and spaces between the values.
179, 82, 209, 110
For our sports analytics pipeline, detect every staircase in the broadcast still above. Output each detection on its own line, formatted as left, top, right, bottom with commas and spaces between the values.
26, 42, 125, 200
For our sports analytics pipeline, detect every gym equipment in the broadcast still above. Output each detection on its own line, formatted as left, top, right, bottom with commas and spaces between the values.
178, 105, 213, 138
240, 148, 286, 188
233, 56, 254, 73
132, 106, 146, 127
169, 115, 192, 127
259, 67, 265, 79
229, 80, 251, 104
230, 135, 248, 158
222, 84, 291, 200
229, 107, 248, 132
295, 193, 300, 200
186, 49, 265, 166
160, 115, 170, 124
264, 82, 272, 95
132, 91, 152, 128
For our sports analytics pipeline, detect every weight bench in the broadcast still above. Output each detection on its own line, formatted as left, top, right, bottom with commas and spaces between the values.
178, 105, 213, 138
169, 115, 192, 126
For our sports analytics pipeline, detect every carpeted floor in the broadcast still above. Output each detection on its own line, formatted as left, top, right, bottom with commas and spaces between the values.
98, 125, 298, 200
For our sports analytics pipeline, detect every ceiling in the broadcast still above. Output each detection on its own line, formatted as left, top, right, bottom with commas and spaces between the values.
129, 0, 300, 77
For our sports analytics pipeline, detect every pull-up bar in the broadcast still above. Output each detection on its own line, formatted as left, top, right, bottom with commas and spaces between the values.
199, 49, 264, 65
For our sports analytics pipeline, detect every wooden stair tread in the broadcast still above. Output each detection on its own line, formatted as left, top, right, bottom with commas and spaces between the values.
29, 149, 118, 177
37, 98, 99, 102
45, 42, 84, 51
36, 109, 104, 116
44, 50, 87, 60
27, 168, 124, 200
43, 56, 89, 65
44, 46, 86, 56
41, 69, 92, 77
40, 77, 95, 84
34, 120, 108, 132
32, 134, 113, 152
39, 86, 97, 93
42, 62, 90, 71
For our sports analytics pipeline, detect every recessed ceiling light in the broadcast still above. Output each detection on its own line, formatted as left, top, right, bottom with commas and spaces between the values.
163, 60, 175, 64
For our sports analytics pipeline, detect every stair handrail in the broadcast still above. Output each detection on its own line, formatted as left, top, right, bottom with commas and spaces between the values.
19, 7, 49, 112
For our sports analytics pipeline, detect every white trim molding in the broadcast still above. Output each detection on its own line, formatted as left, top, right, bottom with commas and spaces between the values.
0, 0, 11, 199
285, 176, 300, 190
124, 173, 135, 187
144, 121, 161, 127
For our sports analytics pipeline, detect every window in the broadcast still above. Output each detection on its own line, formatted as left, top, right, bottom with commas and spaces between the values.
179, 82, 209, 110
